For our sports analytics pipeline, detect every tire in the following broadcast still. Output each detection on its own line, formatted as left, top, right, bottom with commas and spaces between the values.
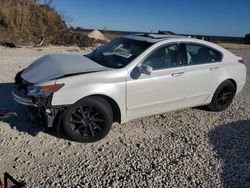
208, 80, 236, 112
62, 96, 113, 143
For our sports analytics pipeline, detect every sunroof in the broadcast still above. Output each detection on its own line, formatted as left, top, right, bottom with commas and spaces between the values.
137, 33, 187, 40
137, 33, 176, 39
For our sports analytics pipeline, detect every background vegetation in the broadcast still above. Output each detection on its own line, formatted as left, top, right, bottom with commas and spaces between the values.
0, 0, 95, 47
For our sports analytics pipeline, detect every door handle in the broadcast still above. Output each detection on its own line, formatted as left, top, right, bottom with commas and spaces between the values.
210, 67, 220, 71
171, 72, 184, 77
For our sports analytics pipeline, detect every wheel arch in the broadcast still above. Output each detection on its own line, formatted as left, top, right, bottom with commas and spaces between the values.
85, 94, 121, 123
214, 78, 237, 96
207, 78, 237, 111
205, 78, 238, 105
226, 78, 237, 92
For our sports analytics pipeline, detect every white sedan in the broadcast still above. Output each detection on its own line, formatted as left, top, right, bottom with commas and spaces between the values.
13, 34, 247, 142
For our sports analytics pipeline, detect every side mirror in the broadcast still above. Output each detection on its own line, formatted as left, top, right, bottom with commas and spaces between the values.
139, 64, 153, 75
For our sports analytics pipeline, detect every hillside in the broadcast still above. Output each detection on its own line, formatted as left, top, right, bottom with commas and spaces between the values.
0, 0, 95, 47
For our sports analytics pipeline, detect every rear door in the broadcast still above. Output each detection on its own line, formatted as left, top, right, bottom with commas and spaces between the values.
183, 43, 223, 106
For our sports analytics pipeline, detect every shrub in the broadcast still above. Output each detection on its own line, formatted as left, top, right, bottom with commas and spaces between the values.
245, 34, 250, 44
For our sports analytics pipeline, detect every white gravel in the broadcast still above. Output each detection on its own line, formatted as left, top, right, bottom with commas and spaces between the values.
0, 44, 249, 187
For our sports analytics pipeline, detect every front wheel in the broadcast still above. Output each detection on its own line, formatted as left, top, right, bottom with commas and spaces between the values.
62, 97, 113, 143
208, 80, 236, 112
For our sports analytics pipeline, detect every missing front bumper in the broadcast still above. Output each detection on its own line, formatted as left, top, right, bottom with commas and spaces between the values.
12, 88, 37, 107
12, 88, 66, 128
12, 88, 54, 127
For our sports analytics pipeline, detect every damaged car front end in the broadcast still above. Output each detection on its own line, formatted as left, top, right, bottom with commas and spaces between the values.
13, 70, 65, 127
12, 54, 110, 129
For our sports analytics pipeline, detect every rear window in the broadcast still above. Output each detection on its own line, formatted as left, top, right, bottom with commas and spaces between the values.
186, 43, 222, 65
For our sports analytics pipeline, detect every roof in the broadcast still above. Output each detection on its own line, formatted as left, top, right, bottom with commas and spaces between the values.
123, 33, 188, 43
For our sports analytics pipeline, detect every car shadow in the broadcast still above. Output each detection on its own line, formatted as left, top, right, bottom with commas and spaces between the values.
209, 119, 250, 187
0, 82, 45, 136
0, 82, 80, 141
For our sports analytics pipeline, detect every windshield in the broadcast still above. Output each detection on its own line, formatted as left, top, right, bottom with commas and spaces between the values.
85, 37, 152, 69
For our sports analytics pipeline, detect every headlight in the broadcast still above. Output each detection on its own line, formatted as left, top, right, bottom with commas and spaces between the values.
28, 84, 64, 96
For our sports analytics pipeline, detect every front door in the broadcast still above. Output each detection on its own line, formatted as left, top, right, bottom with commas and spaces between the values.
126, 43, 186, 118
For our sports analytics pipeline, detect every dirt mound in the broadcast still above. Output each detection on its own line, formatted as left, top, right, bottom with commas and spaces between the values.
0, 0, 68, 45
54, 31, 96, 48
0, 0, 97, 47
88, 29, 109, 42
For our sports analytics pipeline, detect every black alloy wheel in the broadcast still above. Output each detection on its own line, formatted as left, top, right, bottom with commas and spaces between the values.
216, 86, 234, 108
208, 80, 236, 112
63, 97, 113, 142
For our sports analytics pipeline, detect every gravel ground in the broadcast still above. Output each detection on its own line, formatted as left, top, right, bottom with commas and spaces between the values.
0, 44, 249, 187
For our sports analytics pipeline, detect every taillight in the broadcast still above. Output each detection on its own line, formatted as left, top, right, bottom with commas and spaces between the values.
238, 59, 246, 66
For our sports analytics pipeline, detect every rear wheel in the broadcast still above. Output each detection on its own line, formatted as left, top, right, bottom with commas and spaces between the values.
208, 80, 236, 112
62, 97, 113, 142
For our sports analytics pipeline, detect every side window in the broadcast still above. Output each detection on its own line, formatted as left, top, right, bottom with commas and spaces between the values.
142, 44, 181, 70
186, 44, 222, 65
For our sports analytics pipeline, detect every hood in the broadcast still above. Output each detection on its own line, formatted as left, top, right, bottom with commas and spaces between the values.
21, 54, 111, 83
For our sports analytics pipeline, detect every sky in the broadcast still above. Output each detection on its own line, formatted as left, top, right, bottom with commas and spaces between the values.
49, 0, 250, 37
